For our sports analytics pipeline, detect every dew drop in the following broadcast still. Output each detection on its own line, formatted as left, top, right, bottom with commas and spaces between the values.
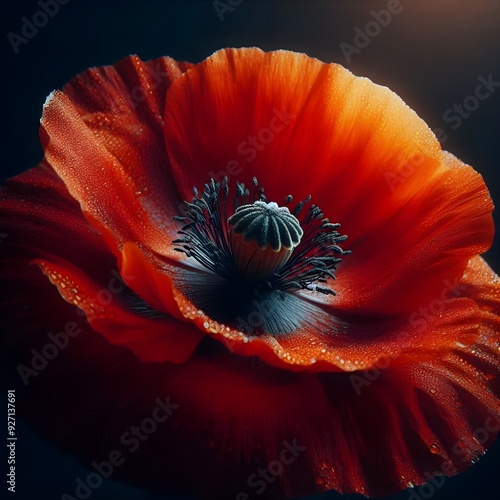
430, 388, 437, 395
430, 443, 440, 454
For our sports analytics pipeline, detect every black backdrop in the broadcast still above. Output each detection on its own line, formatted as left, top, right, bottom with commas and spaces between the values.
2, 1, 499, 499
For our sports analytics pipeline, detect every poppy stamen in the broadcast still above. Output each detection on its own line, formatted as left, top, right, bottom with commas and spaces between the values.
173, 177, 350, 334
173, 177, 350, 295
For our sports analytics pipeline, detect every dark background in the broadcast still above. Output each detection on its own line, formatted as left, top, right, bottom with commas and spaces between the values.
1, 0, 499, 499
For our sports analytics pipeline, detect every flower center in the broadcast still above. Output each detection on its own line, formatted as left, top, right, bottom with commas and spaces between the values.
227, 200, 303, 284
172, 177, 350, 334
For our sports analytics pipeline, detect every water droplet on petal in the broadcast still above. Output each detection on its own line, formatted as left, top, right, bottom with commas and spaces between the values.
430, 443, 440, 454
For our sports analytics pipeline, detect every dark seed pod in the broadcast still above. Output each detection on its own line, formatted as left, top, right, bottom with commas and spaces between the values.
228, 201, 303, 252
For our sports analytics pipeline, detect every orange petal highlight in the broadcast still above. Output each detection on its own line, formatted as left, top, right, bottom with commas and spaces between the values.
40, 56, 191, 260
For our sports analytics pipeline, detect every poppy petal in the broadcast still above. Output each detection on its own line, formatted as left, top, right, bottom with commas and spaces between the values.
331, 151, 494, 316
0, 163, 203, 363
164, 48, 493, 317
5, 310, 498, 498
35, 258, 203, 363
152, 258, 500, 496
2, 199, 498, 499
167, 254, 498, 373
0, 162, 114, 283
40, 55, 191, 259
119, 241, 187, 320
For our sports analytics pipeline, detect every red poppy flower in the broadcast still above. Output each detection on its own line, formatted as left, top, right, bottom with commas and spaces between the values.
2, 48, 500, 499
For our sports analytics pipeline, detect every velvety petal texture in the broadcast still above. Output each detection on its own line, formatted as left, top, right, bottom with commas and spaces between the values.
1, 48, 499, 500
40, 56, 192, 297
0, 162, 202, 364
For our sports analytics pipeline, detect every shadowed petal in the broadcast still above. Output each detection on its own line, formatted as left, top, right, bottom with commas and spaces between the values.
0, 163, 203, 363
